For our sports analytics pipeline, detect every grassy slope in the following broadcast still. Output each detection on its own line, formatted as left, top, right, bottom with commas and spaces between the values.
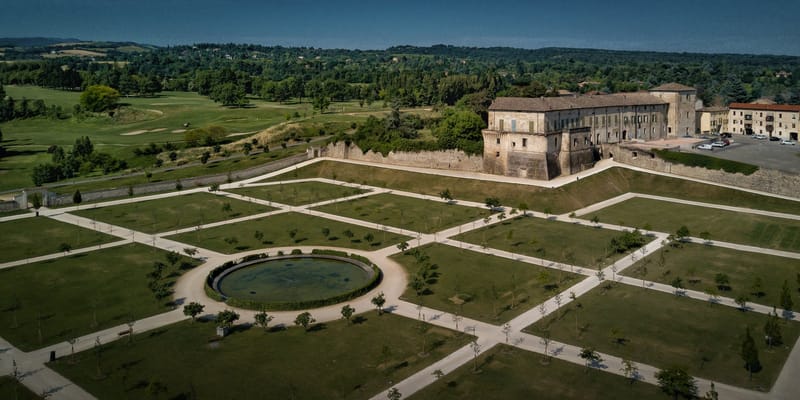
455, 215, 641, 267
0, 216, 118, 263
0, 243, 198, 351
392, 243, 580, 324
227, 181, 368, 206
625, 243, 800, 308
410, 344, 664, 400
591, 197, 800, 252
527, 284, 800, 390
72, 192, 272, 234
313, 193, 490, 234
51, 313, 470, 400
270, 161, 800, 214
166, 212, 410, 253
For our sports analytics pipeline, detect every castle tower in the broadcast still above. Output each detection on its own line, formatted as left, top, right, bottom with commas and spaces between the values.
649, 83, 697, 137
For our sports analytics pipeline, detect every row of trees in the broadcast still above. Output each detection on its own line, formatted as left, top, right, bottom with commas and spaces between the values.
32, 136, 127, 186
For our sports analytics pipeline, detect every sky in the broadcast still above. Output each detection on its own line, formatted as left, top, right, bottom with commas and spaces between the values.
2, 0, 799, 55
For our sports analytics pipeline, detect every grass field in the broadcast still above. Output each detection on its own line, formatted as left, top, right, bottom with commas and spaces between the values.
167, 212, 410, 253
0, 243, 198, 351
410, 344, 664, 400
51, 312, 470, 400
47, 144, 308, 195
313, 193, 489, 234
270, 161, 800, 215
455, 216, 642, 267
0, 377, 40, 400
590, 197, 800, 252
72, 192, 272, 234
392, 244, 581, 324
227, 181, 368, 206
527, 284, 800, 390
0, 216, 117, 263
0, 86, 423, 192
625, 243, 800, 308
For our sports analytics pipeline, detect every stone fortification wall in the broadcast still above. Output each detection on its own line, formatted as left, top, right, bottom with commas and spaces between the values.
319, 142, 483, 172
608, 144, 800, 198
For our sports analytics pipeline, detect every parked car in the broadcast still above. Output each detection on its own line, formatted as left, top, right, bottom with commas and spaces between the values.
769, 136, 780, 141
697, 143, 714, 150
721, 132, 732, 138
711, 141, 726, 148
754, 134, 768, 140
781, 139, 796, 145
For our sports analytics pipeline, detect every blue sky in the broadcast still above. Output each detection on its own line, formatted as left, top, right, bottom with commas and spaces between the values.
2, 0, 799, 55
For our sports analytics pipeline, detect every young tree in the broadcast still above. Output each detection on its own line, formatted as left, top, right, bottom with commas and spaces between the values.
341, 304, 355, 324
714, 273, 731, 291
182, 302, 205, 322
735, 295, 750, 311
294, 311, 316, 331
372, 292, 386, 315
764, 309, 783, 348
676, 225, 691, 242
396, 241, 409, 252
470, 339, 481, 372
165, 250, 181, 267
439, 188, 453, 203
484, 197, 501, 211
30, 192, 43, 216
387, 387, 401, 400
58, 242, 72, 255
254, 310, 274, 331
216, 310, 240, 331
741, 326, 761, 380
72, 189, 82, 205
579, 347, 603, 372
780, 280, 794, 314
620, 359, 639, 383
655, 367, 698, 400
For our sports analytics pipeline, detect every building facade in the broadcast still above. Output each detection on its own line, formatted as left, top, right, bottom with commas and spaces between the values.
697, 106, 729, 134
728, 103, 800, 140
482, 83, 696, 180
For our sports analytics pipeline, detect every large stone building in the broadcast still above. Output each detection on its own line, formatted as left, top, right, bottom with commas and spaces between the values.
696, 106, 729, 134
482, 83, 696, 180
728, 103, 800, 140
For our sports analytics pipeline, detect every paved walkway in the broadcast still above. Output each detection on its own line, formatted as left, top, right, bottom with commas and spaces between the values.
2, 158, 800, 400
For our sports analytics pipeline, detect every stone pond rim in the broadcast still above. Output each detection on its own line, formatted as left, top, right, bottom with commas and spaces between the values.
207, 253, 382, 311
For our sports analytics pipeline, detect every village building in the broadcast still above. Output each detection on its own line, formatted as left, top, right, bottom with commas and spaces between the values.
728, 103, 800, 140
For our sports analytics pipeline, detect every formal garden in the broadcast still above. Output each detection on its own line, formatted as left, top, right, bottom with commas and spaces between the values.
0, 159, 799, 399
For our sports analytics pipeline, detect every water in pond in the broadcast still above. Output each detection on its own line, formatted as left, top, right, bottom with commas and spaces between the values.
218, 257, 372, 303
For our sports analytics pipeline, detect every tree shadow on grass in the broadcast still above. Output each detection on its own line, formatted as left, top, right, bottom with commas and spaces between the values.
307, 323, 327, 332
352, 315, 368, 325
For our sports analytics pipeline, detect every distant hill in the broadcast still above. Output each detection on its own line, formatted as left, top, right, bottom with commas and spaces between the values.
0, 37, 157, 60
0, 37, 82, 47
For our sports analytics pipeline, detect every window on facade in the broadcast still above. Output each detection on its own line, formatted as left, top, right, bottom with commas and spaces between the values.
496, 138, 500, 145
522, 138, 527, 147
496, 151, 500, 157
573, 138, 578, 147
584, 137, 589, 145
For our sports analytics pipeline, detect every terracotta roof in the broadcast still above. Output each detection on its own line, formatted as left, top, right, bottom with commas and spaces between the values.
489, 93, 667, 113
699, 106, 728, 112
728, 103, 800, 112
650, 82, 696, 92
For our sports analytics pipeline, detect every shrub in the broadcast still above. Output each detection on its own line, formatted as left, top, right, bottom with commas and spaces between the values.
653, 150, 758, 175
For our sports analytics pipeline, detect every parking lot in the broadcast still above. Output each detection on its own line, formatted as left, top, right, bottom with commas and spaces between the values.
688, 134, 800, 173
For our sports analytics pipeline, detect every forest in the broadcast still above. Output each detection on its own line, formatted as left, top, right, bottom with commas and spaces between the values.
1, 42, 799, 112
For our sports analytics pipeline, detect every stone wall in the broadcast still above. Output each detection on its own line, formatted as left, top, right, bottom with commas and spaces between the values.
608, 144, 800, 198
44, 153, 309, 207
319, 142, 483, 172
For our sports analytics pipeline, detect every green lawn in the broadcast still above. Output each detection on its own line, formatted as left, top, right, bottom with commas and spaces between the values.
48, 144, 309, 195
0, 243, 198, 351
0, 377, 40, 400
455, 216, 644, 267
0, 87, 417, 192
527, 284, 800, 390
0, 216, 117, 263
410, 344, 664, 400
268, 161, 800, 215
167, 212, 410, 253
51, 312, 470, 400
591, 197, 800, 252
228, 181, 368, 206
72, 192, 272, 234
313, 193, 489, 234
625, 243, 800, 309
392, 244, 581, 324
